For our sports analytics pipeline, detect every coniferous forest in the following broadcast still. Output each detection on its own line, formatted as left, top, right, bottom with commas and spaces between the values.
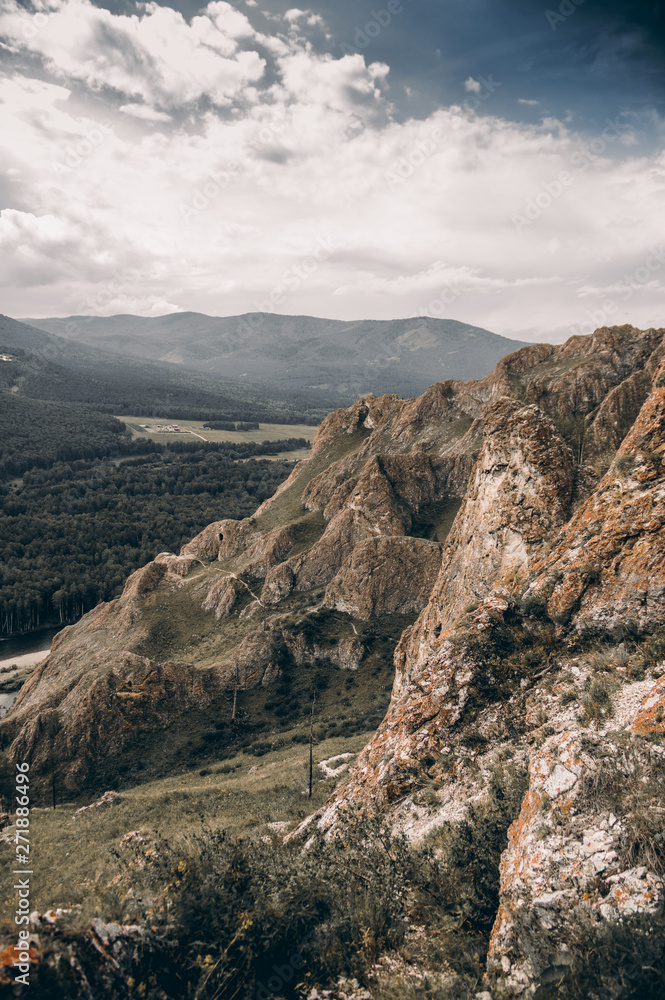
0, 393, 307, 635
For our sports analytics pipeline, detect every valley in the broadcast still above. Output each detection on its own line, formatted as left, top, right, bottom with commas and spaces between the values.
24, 312, 529, 402
1, 321, 665, 998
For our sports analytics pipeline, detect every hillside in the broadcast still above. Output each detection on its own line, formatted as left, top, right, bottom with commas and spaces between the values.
23, 312, 529, 401
1, 323, 665, 998
0, 314, 327, 423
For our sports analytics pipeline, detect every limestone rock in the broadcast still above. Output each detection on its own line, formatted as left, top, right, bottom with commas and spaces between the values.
324, 536, 443, 619
3, 647, 222, 791
242, 525, 296, 578
631, 673, 665, 736
203, 575, 243, 618
405, 399, 574, 672
486, 731, 663, 997
525, 355, 665, 635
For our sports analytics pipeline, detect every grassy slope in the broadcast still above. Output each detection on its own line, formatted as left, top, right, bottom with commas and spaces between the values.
0, 420, 422, 918
0, 731, 374, 917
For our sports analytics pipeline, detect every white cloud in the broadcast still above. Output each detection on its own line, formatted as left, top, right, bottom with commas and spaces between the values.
284, 8, 326, 28
0, 1, 663, 341
119, 103, 172, 122
277, 51, 391, 122
518, 98, 540, 106
464, 77, 482, 94
0, 0, 266, 109
333, 263, 563, 297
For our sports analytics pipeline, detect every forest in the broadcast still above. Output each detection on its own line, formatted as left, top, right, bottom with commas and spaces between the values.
0, 394, 153, 479
0, 325, 328, 426
0, 445, 299, 635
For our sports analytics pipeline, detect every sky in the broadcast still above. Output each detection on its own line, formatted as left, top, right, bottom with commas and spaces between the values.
0, 0, 664, 342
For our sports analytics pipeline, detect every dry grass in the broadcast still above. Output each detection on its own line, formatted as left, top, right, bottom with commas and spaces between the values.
0, 731, 373, 917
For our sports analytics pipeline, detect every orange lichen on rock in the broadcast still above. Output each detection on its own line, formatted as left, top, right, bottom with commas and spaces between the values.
631, 674, 665, 735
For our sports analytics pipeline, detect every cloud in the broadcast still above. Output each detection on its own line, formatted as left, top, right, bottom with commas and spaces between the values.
284, 8, 326, 28
276, 51, 390, 124
0, 0, 266, 109
333, 262, 563, 298
464, 77, 482, 94
0, 1, 663, 340
518, 98, 540, 106
119, 103, 172, 122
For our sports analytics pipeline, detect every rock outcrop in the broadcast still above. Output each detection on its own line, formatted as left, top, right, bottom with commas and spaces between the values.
2, 324, 665, 996
486, 731, 663, 997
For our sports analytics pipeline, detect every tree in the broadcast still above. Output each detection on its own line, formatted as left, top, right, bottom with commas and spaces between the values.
231, 653, 239, 722
309, 692, 316, 799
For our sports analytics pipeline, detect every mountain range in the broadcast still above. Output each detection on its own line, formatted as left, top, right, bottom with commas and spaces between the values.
2, 322, 665, 996
0, 326, 665, 1000
22, 312, 529, 402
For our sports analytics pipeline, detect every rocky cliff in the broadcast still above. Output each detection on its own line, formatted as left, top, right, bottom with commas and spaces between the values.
2, 323, 665, 997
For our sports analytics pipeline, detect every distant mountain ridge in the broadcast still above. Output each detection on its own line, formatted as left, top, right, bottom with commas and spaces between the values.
0, 314, 326, 422
22, 312, 529, 401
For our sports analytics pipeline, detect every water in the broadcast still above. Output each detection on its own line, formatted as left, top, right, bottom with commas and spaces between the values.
0, 627, 59, 718
0, 692, 19, 719
0, 626, 60, 663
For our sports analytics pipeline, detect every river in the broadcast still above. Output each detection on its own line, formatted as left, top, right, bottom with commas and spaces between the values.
0, 627, 60, 718
0, 626, 60, 666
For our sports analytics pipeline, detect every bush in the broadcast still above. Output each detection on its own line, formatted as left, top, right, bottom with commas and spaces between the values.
587, 644, 631, 673
640, 633, 665, 672
531, 908, 665, 999
29, 763, 529, 999
578, 745, 665, 877
112, 815, 419, 999
578, 678, 614, 725
419, 765, 528, 940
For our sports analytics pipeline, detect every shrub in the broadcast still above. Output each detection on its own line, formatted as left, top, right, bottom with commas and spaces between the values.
114, 814, 420, 999
29, 764, 528, 999
418, 765, 528, 940
578, 745, 665, 877
531, 908, 665, 999
578, 678, 614, 725
587, 644, 631, 673
615, 454, 635, 475
640, 633, 665, 672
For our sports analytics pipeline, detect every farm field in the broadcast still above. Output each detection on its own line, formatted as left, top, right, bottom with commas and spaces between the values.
117, 415, 317, 461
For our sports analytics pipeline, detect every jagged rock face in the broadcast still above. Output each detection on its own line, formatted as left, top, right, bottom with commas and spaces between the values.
395, 399, 575, 688
486, 731, 663, 997
315, 593, 513, 816
323, 536, 443, 619
7, 647, 222, 788
296, 331, 665, 996
2, 324, 664, 810
325, 339, 664, 818
525, 355, 665, 635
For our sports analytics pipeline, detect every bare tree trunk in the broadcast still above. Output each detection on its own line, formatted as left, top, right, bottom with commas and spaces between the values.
309, 693, 316, 799
231, 654, 238, 721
